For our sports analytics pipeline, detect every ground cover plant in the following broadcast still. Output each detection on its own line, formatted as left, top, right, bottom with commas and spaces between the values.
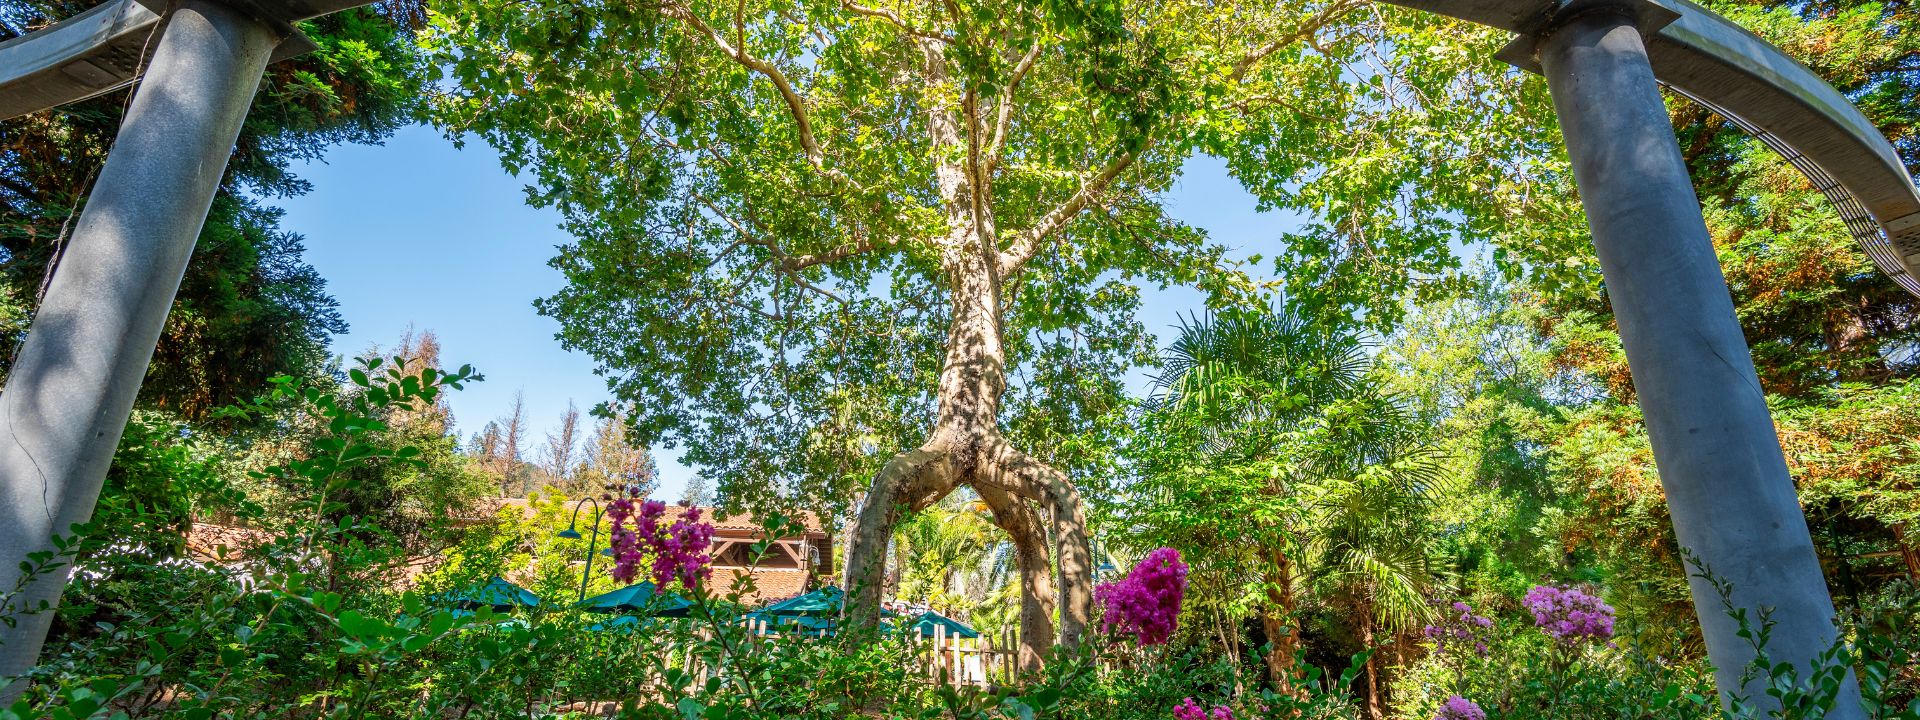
0, 351, 1913, 720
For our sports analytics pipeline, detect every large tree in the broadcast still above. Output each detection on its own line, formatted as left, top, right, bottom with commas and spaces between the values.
425, 0, 1525, 664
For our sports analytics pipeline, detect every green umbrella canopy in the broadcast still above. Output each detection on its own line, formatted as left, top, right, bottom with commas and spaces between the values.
748, 586, 903, 637
587, 614, 657, 632
577, 581, 693, 617
437, 576, 539, 612
909, 611, 979, 639
755, 585, 852, 617
745, 613, 837, 634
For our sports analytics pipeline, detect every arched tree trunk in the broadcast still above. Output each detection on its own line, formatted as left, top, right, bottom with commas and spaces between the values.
837, 254, 1097, 662
838, 35, 1096, 670
979, 484, 1055, 672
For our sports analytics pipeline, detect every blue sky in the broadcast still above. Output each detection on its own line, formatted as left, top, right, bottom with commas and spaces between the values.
275, 124, 1298, 501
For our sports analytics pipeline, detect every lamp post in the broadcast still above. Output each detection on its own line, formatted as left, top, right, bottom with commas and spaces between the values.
557, 497, 604, 603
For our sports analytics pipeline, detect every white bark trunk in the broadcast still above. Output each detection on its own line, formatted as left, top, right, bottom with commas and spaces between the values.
838, 36, 1094, 672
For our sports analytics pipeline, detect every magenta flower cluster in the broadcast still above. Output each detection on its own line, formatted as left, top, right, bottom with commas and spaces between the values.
605, 493, 714, 589
1095, 547, 1188, 646
1522, 584, 1615, 644
1434, 695, 1486, 720
1423, 600, 1495, 657
1172, 697, 1232, 720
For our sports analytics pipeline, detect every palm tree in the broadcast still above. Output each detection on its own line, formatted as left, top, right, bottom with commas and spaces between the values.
1138, 306, 1445, 710
892, 495, 998, 610
1302, 404, 1447, 718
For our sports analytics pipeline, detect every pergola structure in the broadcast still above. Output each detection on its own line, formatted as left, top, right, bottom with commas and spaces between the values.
1, 0, 1915, 713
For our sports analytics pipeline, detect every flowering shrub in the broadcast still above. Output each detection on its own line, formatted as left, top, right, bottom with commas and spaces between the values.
1097, 547, 1188, 646
1434, 695, 1486, 720
606, 493, 714, 587
1172, 696, 1233, 719
1425, 600, 1495, 657
1523, 584, 1615, 644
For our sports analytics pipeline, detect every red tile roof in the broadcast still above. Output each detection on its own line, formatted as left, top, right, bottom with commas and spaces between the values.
659, 504, 826, 537
712, 566, 813, 604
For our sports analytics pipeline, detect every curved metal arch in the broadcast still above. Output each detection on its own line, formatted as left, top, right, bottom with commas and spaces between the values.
3, 0, 1918, 295
1390, 0, 1920, 295
0, 0, 374, 120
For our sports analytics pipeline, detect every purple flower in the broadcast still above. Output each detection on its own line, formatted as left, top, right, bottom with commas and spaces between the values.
1097, 548, 1187, 646
1434, 695, 1486, 720
1522, 584, 1615, 645
1171, 697, 1231, 720
604, 490, 714, 589
1425, 598, 1495, 658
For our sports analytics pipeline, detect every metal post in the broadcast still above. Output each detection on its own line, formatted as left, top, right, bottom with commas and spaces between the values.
1535, 6, 1862, 715
561, 497, 604, 602
0, 0, 282, 691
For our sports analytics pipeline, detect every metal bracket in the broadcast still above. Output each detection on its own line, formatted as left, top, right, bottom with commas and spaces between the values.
132, 0, 317, 62
1496, 0, 1684, 73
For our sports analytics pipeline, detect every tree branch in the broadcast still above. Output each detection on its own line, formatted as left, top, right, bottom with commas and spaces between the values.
986, 41, 1042, 172
997, 145, 1145, 275
0, 175, 46, 206
692, 193, 853, 304
1229, 0, 1362, 83
666, 2, 843, 180
841, 1, 953, 44
784, 236, 878, 270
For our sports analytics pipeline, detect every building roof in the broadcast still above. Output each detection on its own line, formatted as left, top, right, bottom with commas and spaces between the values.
714, 566, 812, 604
469, 496, 828, 538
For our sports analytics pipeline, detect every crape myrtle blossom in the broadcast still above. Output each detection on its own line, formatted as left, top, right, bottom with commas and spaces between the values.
1522, 584, 1615, 644
1096, 547, 1188, 646
1424, 599, 1495, 657
1172, 697, 1233, 720
605, 489, 715, 588
1434, 695, 1487, 720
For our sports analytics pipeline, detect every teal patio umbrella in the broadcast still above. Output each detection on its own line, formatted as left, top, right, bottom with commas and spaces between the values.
436, 576, 539, 612
907, 610, 979, 639
754, 585, 847, 617
577, 581, 694, 618
748, 586, 900, 636
586, 614, 656, 632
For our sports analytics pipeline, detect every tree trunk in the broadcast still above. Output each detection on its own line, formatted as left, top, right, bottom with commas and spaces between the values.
1361, 610, 1382, 720
837, 36, 1094, 669
980, 484, 1056, 672
1262, 548, 1299, 687
1896, 524, 1920, 583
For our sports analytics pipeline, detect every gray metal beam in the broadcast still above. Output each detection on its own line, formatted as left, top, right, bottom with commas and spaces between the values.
0, 0, 161, 120
1531, 4, 1860, 715
0, 0, 390, 122
0, 0, 285, 694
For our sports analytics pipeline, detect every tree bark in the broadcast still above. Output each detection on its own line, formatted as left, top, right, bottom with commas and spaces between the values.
1895, 524, 1920, 583
838, 34, 1096, 671
979, 484, 1056, 672
1361, 609, 1382, 720
1262, 548, 1299, 687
